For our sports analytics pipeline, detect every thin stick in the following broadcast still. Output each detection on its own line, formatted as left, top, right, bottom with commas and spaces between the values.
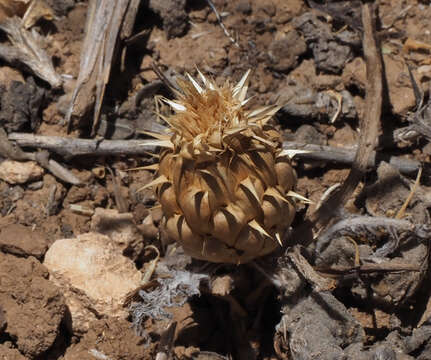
8, 133, 424, 175
395, 166, 422, 219
283, 141, 422, 175
0, 129, 80, 185
315, 261, 421, 277
205, 0, 239, 48
320, 3, 382, 220
8, 133, 159, 158
299, 3, 383, 235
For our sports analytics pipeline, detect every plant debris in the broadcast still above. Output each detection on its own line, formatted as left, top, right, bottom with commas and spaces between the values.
0, 0, 431, 359
129, 251, 208, 343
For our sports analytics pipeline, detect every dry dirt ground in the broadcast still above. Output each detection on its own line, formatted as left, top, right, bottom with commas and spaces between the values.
1, 0, 431, 359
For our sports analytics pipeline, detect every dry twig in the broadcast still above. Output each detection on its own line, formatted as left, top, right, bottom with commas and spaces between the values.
310, 3, 382, 227
205, 0, 239, 48
0, 128, 81, 185
288, 246, 336, 292
289, 3, 383, 246
315, 261, 421, 277
8, 133, 424, 175
8, 132, 159, 158
396, 167, 422, 219
283, 141, 422, 175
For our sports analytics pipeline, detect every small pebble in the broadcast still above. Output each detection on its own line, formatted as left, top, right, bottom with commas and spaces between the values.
27, 181, 44, 190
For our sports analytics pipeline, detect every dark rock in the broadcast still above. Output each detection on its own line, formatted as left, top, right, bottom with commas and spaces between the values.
277, 83, 356, 121
45, 0, 76, 16
0, 77, 44, 133
149, 0, 188, 39
294, 13, 360, 74
0, 305, 5, 334
278, 291, 364, 360
236, 0, 251, 15
268, 30, 307, 72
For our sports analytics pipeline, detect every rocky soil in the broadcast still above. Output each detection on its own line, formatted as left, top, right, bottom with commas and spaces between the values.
1, 0, 431, 359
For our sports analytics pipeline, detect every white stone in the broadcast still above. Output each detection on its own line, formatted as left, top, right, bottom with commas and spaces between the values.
0, 160, 44, 184
44, 232, 142, 334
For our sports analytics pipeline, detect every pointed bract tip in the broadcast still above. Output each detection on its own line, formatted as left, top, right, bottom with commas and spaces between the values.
249, 219, 270, 238
287, 190, 313, 204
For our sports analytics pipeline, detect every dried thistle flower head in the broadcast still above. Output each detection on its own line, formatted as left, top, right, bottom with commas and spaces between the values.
144, 70, 299, 264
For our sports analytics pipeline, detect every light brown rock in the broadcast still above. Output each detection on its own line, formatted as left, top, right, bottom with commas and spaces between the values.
342, 57, 366, 90
0, 223, 48, 259
0, 66, 24, 87
0, 160, 44, 184
0, 253, 65, 358
0, 343, 27, 360
43, 232, 142, 334
211, 275, 234, 296
383, 55, 416, 115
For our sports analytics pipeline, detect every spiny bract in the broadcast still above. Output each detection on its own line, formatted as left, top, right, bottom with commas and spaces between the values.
144, 70, 299, 264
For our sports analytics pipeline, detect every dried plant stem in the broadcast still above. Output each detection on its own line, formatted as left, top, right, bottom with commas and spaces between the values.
8, 132, 423, 175
288, 3, 383, 247
283, 142, 422, 175
8, 133, 159, 158
315, 261, 421, 277
396, 167, 422, 219
65, 0, 140, 134
314, 215, 430, 254
205, 0, 239, 48
0, 129, 80, 185
309, 3, 382, 228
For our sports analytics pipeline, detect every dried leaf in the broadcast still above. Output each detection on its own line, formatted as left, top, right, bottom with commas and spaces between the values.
0, 16, 62, 87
